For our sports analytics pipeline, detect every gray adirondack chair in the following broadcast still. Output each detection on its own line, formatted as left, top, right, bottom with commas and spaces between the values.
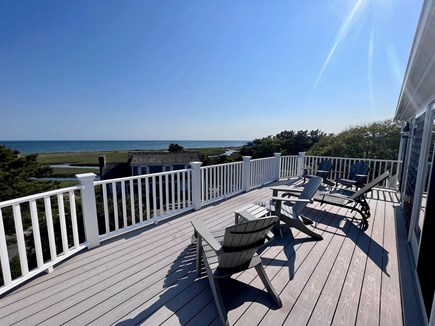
272, 176, 323, 240
191, 215, 282, 326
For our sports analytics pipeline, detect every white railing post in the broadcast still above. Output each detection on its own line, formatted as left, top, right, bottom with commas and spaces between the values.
297, 152, 306, 177
190, 162, 202, 210
76, 173, 100, 249
242, 156, 251, 192
274, 153, 281, 181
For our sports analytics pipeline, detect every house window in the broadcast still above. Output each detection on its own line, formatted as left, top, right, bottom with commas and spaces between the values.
148, 166, 164, 174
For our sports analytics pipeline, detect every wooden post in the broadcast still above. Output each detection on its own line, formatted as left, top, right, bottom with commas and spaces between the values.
190, 162, 202, 210
242, 156, 251, 192
76, 173, 100, 249
274, 153, 281, 181
297, 152, 306, 178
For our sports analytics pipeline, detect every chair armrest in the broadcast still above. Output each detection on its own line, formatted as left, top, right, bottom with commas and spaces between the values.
191, 219, 222, 252
281, 189, 303, 195
235, 210, 257, 222
272, 196, 312, 203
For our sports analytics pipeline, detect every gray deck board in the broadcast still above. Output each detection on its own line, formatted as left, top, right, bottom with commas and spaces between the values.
381, 196, 405, 325
355, 196, 384, 326
332, 198, 377, 326
0, 180, 419, 325
307, 216, 359, 325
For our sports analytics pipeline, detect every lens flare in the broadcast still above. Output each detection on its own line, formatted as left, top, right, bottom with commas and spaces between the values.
312, 0, 367, 90
368, 28, 375, 112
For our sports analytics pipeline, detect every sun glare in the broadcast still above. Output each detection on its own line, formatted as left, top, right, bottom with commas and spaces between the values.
312, 0, 394, 94
368, 28, 375, 112
312, 0, 367, 90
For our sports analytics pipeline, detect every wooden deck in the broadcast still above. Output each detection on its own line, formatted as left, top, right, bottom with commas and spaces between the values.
0, 179, 422, 325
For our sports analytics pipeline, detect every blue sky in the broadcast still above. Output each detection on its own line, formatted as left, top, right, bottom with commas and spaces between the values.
0, 0, 423, 141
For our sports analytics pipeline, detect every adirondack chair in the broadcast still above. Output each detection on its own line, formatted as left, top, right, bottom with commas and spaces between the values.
272, 176, 323, 240
304, 159, 334, 186
335, 161, 370, 189
191, 215, 282, 326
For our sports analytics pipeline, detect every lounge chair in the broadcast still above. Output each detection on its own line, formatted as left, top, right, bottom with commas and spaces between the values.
191, 215, 282, 326
304, 159, 334, 186
335, 161, 370, 189
282, 171, 390, 228
272, 176, 323, 240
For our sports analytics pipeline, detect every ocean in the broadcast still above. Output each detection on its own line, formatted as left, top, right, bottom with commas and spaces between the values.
0, 140, 250, 154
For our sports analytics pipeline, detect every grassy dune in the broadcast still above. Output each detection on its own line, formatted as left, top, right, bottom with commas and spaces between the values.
50, 167, 99, 177
37, 151, 128, 165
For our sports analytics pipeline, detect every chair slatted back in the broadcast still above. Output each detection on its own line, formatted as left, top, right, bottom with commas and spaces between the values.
292, 176, 323, 217
349, 161, 371, 187
316, 160, 333, 179
219, 216, 278, 269
350, 170, 390, 200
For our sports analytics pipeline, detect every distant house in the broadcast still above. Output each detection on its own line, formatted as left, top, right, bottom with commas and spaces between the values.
128, 151, 201, 176
99, 162, 131, 180
99, 151, 202, 180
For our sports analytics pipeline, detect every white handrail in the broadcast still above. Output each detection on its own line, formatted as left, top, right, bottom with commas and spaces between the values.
280, 155, 299, 178
250, 157, 276, 187
0, 185, 82, 208
96, 169, 193, 241
0, 186, 85, 295
201, 162, 243, 204
304, 155, 401, 187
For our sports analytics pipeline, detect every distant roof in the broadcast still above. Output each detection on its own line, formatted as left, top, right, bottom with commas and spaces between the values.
395, 0, 435, 121
128, 151, 201, 165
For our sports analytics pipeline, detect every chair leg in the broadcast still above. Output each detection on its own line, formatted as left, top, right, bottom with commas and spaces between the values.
191, 230, 198, 244
195, 236, 203, 277
280, 215, 323, 240
255, 263, 282, 308
208, 276, 229, 326
300, 214, 314, 225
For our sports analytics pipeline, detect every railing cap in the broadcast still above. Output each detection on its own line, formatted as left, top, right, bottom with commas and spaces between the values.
76, 173, 97, 180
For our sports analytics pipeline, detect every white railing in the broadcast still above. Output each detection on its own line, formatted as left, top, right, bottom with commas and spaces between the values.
0, 152, 402, 295
304, 155, 401, 187
201, 162, 243, 204
95, 169, 193, 241
0, 185, 86, 295
280, 155, 299, 178
250, 157, 277, 187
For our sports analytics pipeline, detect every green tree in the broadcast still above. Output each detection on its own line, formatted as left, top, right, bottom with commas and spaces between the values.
0, 146, 64, 283
0, 146, 59, 202
240, 129, 327, 158
168, 143, 184, 152
0, 146, 59, 234
307, 120, 400, 160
